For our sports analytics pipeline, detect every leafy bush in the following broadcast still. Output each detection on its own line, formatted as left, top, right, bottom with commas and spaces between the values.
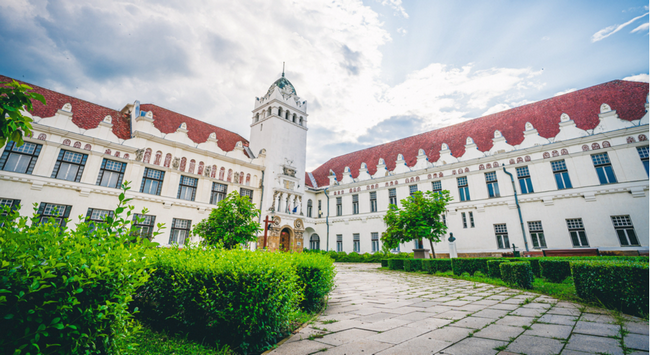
403, 259, 423, 272
291, 253, 336, 312
451, 258, 495, 276
527, 258, 542, 277
571, 260, 649, 317
421, 259, 452, 273
388, 259, 405, 270
500, 262, 534, 289
487, 259, 510, 279
0, 184, 157, 355
380, 259, 389, 267
540, 260, 572, 283
134, 248, 300, 354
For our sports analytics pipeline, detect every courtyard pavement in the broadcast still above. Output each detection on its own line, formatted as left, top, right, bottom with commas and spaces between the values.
269, 263, 649, 355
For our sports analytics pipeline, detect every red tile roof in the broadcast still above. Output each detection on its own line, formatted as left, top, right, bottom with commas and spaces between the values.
1, 75, 130, 139
140, 104, 248, 152
307, 80, 649, 188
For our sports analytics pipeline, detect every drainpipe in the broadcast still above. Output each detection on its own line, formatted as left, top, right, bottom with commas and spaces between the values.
503, 167, 530, 252
324, 188, 330, 252
256, 169, 265, 250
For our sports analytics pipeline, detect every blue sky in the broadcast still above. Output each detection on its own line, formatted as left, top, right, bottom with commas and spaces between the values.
0, 0, 648, 170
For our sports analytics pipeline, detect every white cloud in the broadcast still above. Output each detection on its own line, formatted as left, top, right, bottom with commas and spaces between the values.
554, 88, 577, 96
592, 12, 648, 42
379, 0, 409, 18
482, 103, 511, 116
397, 27, 407, 35
631, 22, 649, 33
622, 73, 650, 82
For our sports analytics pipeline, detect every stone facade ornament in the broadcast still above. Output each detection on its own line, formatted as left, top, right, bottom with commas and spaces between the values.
600, 103, 611, 113
441, 143, 449, 150
62, 103, 72, 112
204, 166, 211, 177
560, 113, 570, 122
294, 218, 304, 231
103, 115, 112, 124
145, 111, 153, 119
466, 137, 474, 145
283, 166, 297, 177
135, 149, 145, 162
525, 122, 534, 131
180, 122, 187, 130
172, 157, 180, 169
494, 130, 502, 138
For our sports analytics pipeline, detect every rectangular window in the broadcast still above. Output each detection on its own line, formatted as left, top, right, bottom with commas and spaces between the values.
318, 200, 322, 217
133, 213, 156, 240
353, 233, 360, 252
96, 158, 126, 188
409, 184, 418, 196
516, 166, 534, 194
169, 218, 191, 245
336, 234, 343, 252
0, 141, 42, 174
177, 176, 198, 201
388, 188, 397, 206
592, 153, 617, 184
637, 146, 649, 176
239, 188, 253, 201
86, 208, 114, 230
551, 160, 572, 190
210, 182, 227, 204
51, 150, 88, 182
432, 180, 442, 193
371, 232, 379, 252
0, 198, 21, 218
307, 200, 313, 217
141, 168, 165, 195
370, 191, 377, 212
528, 221, 547, 248
336, 197, 342, 216
457, 177, 470, 201
485, 171, 500, 198
352, 194, 359, 214
461, 212, 467, 228
566, 218, 589, 247
37, 202, 72, 227
469, 211, 475, 228
611, 215, 639, 246
494, 224, 509, 249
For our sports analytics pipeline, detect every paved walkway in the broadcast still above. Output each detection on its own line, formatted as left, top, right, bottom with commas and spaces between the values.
270, 263, 649, 355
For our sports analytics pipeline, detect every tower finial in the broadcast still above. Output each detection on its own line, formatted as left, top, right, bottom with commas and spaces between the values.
282, 62, 285, 77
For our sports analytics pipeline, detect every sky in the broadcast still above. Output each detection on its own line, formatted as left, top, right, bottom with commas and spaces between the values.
1, 0, 648, 171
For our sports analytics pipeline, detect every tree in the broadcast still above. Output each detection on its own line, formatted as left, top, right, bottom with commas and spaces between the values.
193, 191, 261, 249
1, 80, 45, 147
381, 190, 452, 258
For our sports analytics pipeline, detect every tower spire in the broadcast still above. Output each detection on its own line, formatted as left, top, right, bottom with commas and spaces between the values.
282, 62, 285, 77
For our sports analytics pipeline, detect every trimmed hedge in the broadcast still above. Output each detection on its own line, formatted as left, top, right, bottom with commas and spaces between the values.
381, 259, 389, 267
572, 260, 649, 317
308, 250, 413, 263
388, 259, 406, 270
403, 259, 423, 272
135, 248, 302, 354
500, 261, 534, 289
539, 259, 572, 283
451, 258, 495, 276
487, 259, 510, 279
421, 259, 452, 274
292, 253, 336, 312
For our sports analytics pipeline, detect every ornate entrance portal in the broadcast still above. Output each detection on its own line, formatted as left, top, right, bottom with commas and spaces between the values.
259, 216, 305, 252
280, 228, 291, 252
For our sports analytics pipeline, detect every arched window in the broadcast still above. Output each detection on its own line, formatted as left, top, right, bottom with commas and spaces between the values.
310, 234, 320, 250
143, 148, 152, 164
154, 151, 162, 165
255, 113, 260, 122
239, 171, 244, 184
227, 169, 233, 182
198, 161, 204, 175
211, 165, 217, 178
245, 173, 251, 186
164, 153, 172, 167
189, 159, 196, 174
267, 107, 272, 116
180, 157, 187, 172
219, 167, 225, 180
299, 117, 303, 126
292, 113, 296, 123
278, 107, 283, 117
285, 111, 289, 120
307, 199, 313, 217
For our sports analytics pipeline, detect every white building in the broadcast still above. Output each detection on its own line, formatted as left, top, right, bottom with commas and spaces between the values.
0, 74, 648, 256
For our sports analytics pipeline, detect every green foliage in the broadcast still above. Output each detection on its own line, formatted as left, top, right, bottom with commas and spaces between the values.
500, 262, 534, 289
381, 190, 451, 254
539, 260, 572, 283
528, 258, 542, 277
571, 260, 649, 317
403, 259, 423, 272
451, 257, 495, 276
132, 324, 236, 355
380, 259, 389, 267
134, 247, 302, 354
0, 182, 158, 355
192, 191, 261, 249
487, 259, 510, 279
291, 253, 336, 312
388, 259, 405, 270
421, 259, 452, 274
0, 80, 45, 147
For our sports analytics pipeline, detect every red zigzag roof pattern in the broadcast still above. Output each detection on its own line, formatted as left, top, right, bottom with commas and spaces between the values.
307, 80, 649, 188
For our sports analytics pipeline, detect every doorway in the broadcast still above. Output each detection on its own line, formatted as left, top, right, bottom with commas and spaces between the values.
280, 228, 291, 252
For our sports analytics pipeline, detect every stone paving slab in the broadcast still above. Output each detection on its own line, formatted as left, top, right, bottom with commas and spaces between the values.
272, 263, 648, 355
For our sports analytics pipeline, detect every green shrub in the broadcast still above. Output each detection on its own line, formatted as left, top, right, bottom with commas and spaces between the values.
451, 258, 495, 276
291, 253, 336, 312
540, 259, 572, 283
404, 259, 423, 272
0, 184, 156, 355
388, 259, 405, 270
421, 259, 452, 273
380, 259, 389, 267
528, 258, 542, 277
571, 260, 649, 317
135, 248, 300, 354
500, 262, 534, 289
487, 259, 510, 279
